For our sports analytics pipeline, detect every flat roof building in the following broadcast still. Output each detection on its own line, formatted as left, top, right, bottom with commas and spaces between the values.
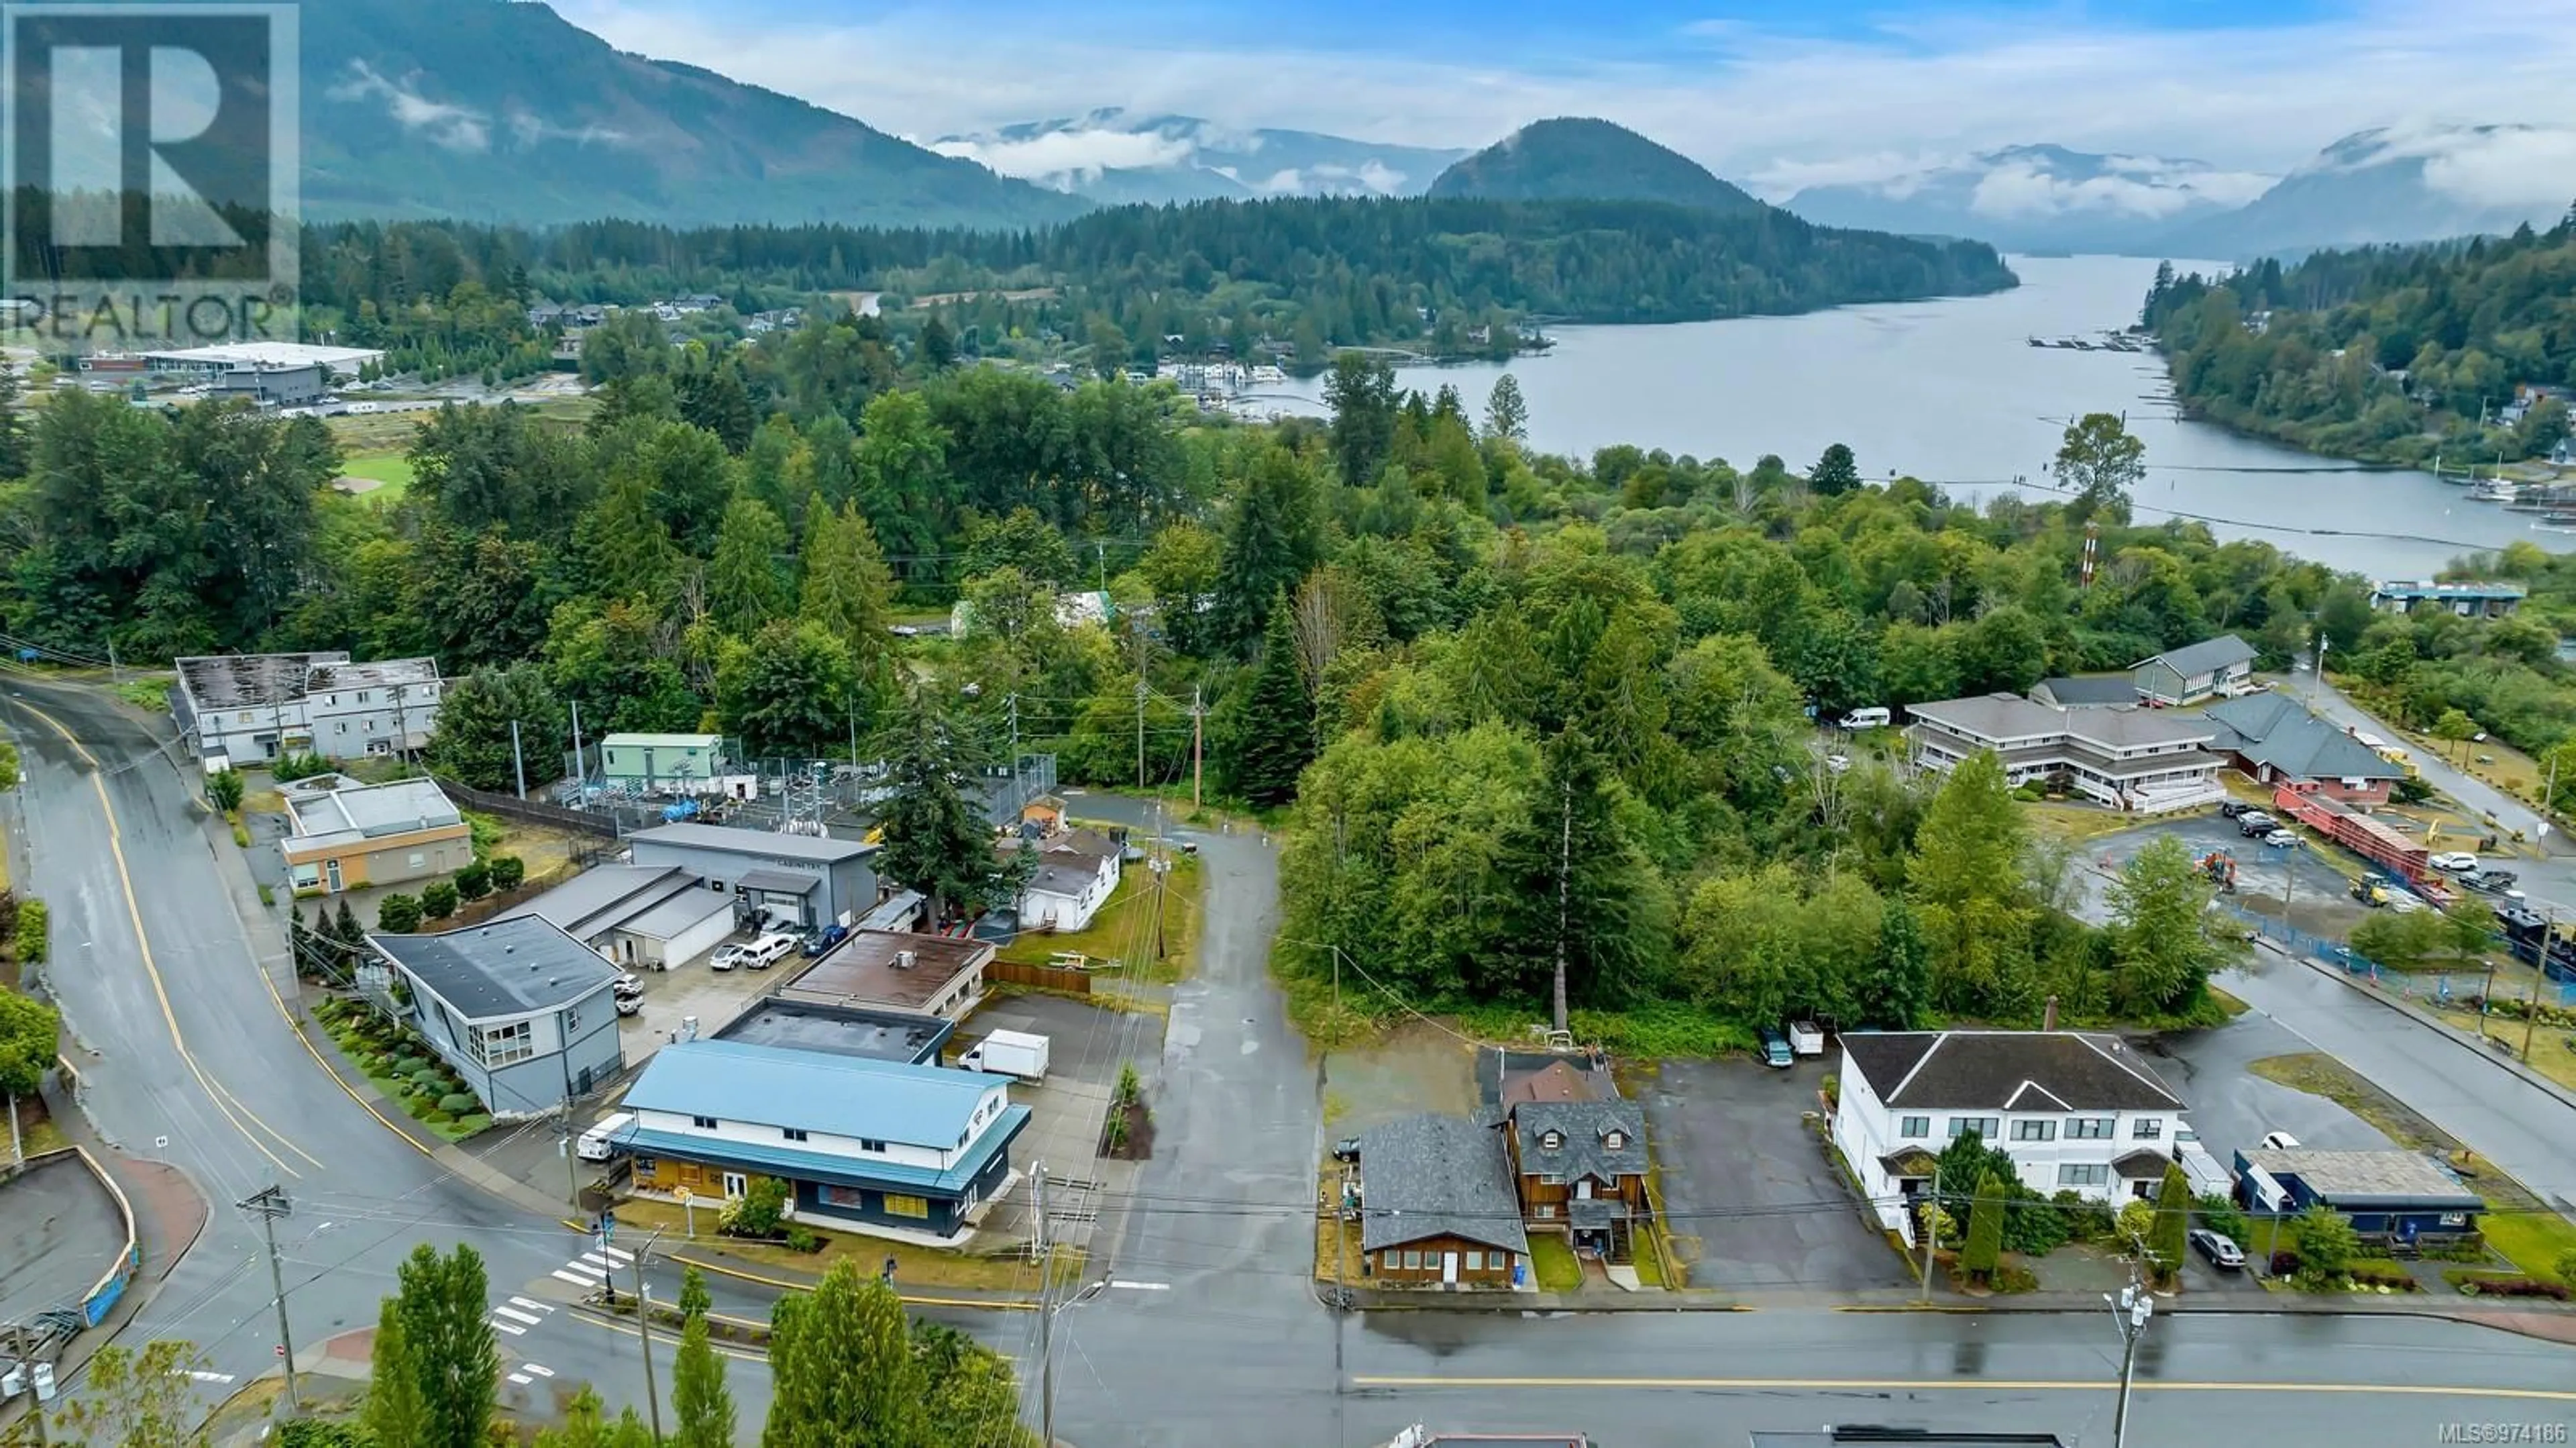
173, 652, 445, 766
278, 774, 470, 897
777, 930, 994, 1020
143, 342, 384, 378
2371, 580, 2526, 617
712, 998, 951, 1066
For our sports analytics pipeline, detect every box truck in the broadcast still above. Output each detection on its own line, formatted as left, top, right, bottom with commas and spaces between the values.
961, 1030, 1051, 1082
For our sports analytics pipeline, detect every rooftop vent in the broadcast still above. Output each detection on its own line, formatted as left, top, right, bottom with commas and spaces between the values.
895, 950, 918, 970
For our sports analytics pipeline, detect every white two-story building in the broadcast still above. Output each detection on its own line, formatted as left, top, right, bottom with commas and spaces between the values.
1831, 1029, 2191, 1241
1907, 693, 2227, 813
615, 1039, 1030, 1243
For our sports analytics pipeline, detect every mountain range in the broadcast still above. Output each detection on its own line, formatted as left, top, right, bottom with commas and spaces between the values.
294, 0, 1082, 228
928, 109, 1468, 205
1782, 145, 2271, 255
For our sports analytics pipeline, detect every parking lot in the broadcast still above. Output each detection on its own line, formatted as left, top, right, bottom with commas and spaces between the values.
2076, 812, 2377, 939
1640, 1057, 1914, 1292
613, 931, 786, 1059
959, 992, 1162, 1255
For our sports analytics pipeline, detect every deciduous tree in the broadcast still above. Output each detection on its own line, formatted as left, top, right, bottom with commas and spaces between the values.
2054, 412, 2145, 525
2107, 835, 2230, 1017
761, 1261, 928, 1448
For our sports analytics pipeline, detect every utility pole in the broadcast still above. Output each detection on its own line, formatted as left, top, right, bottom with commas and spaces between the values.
2523, 909, 2550, 1062
1550, 772, 1573, 1035
1134, 680, 1148, 792
1008, 692, 1020, 757
631, 1229, 665, 1441
1918, 1165, 1940, 1302
511, 719, 528, 801
240, 1186, 299, 1414
2481, 953, 2499, 1039
2107, 1261, 2155, 1448
570, 699, 588, 799
1036, 1164, 1055, 1448
1189, 686, 1203, 809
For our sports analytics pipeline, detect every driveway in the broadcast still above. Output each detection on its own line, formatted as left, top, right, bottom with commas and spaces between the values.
1642, 1057, 1913, 1292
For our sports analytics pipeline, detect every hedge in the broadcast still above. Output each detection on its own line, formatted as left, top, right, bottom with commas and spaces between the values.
2463, 1278, 2569, 1299
15, 898, 47, 963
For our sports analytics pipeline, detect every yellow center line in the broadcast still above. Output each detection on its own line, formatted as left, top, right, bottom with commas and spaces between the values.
1350, 1376, 2576, 1402
15, 698, 319, 1176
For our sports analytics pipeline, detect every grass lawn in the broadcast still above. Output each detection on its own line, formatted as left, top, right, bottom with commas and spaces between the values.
611, 1196, 1079, 1295
114, 676, 173, 713
2424, 970, 2576, 1100
324, 411, 428, 455
2479, 1208, 2576, 1284
1527, 1235, 1582, 1293
337, 451, 416, 503
2206, 983, 2251, 1019
2023, 800, 2157, 847
998, 853, 1205, 986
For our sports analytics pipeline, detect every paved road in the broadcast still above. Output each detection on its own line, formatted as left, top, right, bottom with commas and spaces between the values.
0, 678, 639, 1418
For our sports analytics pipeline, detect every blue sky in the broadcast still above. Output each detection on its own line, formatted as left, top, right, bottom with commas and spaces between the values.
555, 0, 2575, 193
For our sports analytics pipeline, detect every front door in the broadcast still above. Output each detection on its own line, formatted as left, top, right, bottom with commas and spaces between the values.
722, 1171, 748, 1200
325, 859, 342, 892
1442, 1251, 1458, 1286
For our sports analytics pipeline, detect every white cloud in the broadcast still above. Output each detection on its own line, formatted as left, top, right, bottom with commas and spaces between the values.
2301, 119, 2576, 211
548, 0, 2576, 184
327, 60, 490, 152
932, 129, 1199, 187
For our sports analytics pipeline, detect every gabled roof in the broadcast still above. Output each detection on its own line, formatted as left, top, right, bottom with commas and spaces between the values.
1357, 1113, 1530, 1256
2202, 694, 2407, 782
500, 864, 729, 943
2033, 675, 2139, 707
1839, 1031, 2183, 1113
369, 916, 621, 1021
623, 1039, 1002, 1150
1511, 1100, 1644, 1186
2135, 633, 2256, 678
1499, 1059, 1608, 1108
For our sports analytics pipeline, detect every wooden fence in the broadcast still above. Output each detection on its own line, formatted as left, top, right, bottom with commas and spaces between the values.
985, 958, 1093, 994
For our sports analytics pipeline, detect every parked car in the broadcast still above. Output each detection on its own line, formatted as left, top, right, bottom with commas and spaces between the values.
2219, 800, 2248, 819
802, 923, 850, 957
1331, 1137, 1362, 1163
2430, 851, 2479, 874
1837, 707, 1892, 730
710, 942, 750, 972
2189, 1228, 2246, 1270
2260, 828, 2298, 848
2235, 811, 2277, 837
614, 994, 642, 1017
2261, 1130, 2300, 1150
1757, 1027, 1794, 1069
612, 972, 645, 998
746, 932, 800, 970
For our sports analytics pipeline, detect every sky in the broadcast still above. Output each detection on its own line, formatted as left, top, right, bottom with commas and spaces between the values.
551, 0, 2576, 201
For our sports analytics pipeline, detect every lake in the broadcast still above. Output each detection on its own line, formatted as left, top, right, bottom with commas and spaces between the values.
1263, 254, 2560, 578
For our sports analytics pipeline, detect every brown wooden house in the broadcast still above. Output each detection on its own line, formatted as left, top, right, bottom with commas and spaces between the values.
1507, 1099, 1648, 1261
1356, 1113, 1531, 1290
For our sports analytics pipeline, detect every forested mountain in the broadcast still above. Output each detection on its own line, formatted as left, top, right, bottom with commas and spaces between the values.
2142, 216, 2576, 466
1429, 119, 1765, 215
930, 110, 1468, 205
299, 199, 2015, 379
291, 0, 1081, 228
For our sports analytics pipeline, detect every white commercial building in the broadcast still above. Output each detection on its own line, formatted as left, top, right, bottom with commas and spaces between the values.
1832, 1029, 2192, 1241
1907, 693, 2226, 814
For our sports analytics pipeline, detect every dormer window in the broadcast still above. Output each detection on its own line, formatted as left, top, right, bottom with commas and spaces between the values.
1540, 1129, 1564, 1151
1604, 1130, 1625, 1151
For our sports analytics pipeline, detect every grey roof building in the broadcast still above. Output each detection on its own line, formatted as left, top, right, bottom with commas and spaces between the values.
2201, 693, 2407, 790
2030, 675, 2139, 708
173, 651, 445, 765
365, 917, 626, 1117
1509, 1100, 1645, 1192
1906, 694, 2225, 814
625, 822, 881, 931
1838, 1030, 2182, 1113
1357, 1113, 1530, 1257
498, 864, 739, 970
2131, 633, 2257, 706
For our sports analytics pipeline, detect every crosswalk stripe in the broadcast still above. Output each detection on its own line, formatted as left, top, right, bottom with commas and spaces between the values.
549, 1269, 596, 1287
560, 1261, 608, 1280
600, 1247, 634, 1264
509, 1296, 553, 1313
492, 1321, 527, 1337
493, 1305, 543, 1325
522, 1363, 556, 1378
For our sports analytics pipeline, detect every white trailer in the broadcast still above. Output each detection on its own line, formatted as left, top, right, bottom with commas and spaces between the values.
961, 1029, 1050, 1082
1788, 1021, 1825, 1057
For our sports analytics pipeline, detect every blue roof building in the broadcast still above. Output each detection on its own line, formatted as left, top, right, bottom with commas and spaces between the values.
616, 1039, 1028, 1241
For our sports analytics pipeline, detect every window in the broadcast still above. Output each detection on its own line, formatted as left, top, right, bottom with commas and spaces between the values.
1540, 1129, 1563, 1150
2068, 1118, 2114, 1140
409, 852, 426, 869
883, 1194, 930, 1219
474, 1020, 533, 1068
237, 711, 254, 723
2058, 1163, 2110, 1188
1535, 1204, 1556, 1219
358, 691, 372, 703
691, 1115, 718, 1130
563, 1007, 580, 1035
336, 721, 347, 734
633, 1157, 657, 1177
859, 1138, 886, 1153
2133, 1119, 2163, 1140
782, 1127, 808, 1143
1538, 1173, 1563, 1186
1603, 1131, 1625, 1150
818, 1184, 865, 1210
364, 719, 375, 732
1899, 1116, 1931, 1139
2012, 1120, 2056, 1142
1947, 1117, 1998, 1141
1465, 1251, 1485, 1271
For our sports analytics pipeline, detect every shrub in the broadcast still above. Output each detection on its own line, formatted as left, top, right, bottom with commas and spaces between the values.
1962, 1174, 2006, 1282
784, 1227, 821, 1254
2556, 1249, 2576, 1286
421, 1109, 453, 1127
455, 1114, 492, 1133
230, 820, 251, 848
1990, 1262, 2040, 1294
205, 766, 245, 813
2348, 1261, 2420, 1291
731, 1174, 790, 1238
15, 897, 48, 963
2194, 1192, 2251, 1247
377, 894, 423, 932
2464, 1278, 2570, 1300
438, 1093, 478, 1115
488, 855, 526, 891
271, 749, 333, 783
2055, 1190, 2116, 1243
421, 880, 460, 919
1114, 1060, 1142, 1108
455, 860, 492, 901
2290, 1206, 2359, 1280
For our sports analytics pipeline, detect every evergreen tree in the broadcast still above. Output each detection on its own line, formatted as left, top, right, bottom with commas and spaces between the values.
1229, 597, 1315, 807
798, 502, 895, 662
425, 664, 566, 792
2054, 412, 2145, 525
1212, 442, 1320, 655
1865, 897, 1932, 1029
672, 1268, 736, 1448
761, 1261, 928, 1448
390, 1243, 498, 1448
1323, 352, 1401, 487
363, 1304, 426, 1448
535, 1387, 655, 1448
1497, 726, 1664, 1031
1483, 373, 1529, 441
2147, 1162, 2192, 1285
708, 490, 792, 633
1809, 441, 1860, 496
1962, 1172, 2006, 1284
872, 684, 1027, 924
1907, 751, 2035, 1019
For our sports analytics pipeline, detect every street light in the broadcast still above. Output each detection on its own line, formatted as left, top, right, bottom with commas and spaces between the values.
2106, 1274, 2155, 1448
1038, 1275, 1110, 1448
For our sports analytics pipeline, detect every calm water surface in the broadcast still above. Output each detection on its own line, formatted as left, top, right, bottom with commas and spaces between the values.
1265, 255, 2561, 577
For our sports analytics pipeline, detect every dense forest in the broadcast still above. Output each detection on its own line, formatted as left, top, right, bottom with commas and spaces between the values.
2142, 211, 2576, 466
297, 196, 2012, 380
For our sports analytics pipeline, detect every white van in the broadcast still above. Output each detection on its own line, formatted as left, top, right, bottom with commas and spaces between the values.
1837, 707, 1892, 731
576, 1112, 636, 1162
